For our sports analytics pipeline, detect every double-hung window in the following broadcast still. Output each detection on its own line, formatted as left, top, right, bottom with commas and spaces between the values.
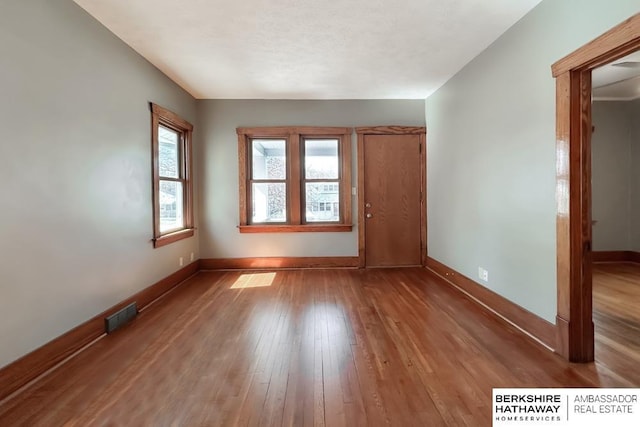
237, 127, 352, 232
151, 103, 194, 247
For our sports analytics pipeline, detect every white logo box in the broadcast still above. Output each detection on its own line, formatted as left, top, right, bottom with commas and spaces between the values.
493, 388, 640, 426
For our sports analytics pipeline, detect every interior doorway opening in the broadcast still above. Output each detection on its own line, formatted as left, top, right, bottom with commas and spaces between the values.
553, 13, 640, 362
589, 51, 640, 381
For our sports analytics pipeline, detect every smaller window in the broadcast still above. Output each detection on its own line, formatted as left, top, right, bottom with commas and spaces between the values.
151, 103, 194, 248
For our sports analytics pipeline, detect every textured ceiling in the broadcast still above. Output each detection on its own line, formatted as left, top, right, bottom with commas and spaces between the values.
593, 51, 640, 101
73, 0, 542, 99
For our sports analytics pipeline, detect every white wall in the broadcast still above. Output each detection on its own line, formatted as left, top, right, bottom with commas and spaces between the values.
630, 99, 640, 251
0, 0, 198, 368
425, 0, 639, 323
591, 101, 634, 251
197, 100, 425, 258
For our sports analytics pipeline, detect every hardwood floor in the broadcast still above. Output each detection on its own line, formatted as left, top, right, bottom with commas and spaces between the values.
0, 268, 632, 426
593, 262, 640, 385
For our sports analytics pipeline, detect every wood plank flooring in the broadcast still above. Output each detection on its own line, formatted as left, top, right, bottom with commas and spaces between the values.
0, 267, 633, 426
593, 262, 640, 385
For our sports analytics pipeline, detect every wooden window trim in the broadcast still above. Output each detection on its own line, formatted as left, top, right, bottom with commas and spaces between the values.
154, 228, 195, 248
237, 126, 353, 233
238, 224, 353, 233
151, 103, 194, 248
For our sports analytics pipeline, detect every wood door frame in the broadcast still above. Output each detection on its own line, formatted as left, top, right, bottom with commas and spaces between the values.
552, 13, 640, 362
356, 126, 427, 268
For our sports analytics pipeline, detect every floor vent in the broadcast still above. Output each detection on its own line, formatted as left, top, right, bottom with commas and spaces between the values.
105, 302, 138, 334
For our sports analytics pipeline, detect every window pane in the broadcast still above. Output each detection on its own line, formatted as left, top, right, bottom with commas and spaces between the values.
252, 139, 286, 179
252, 183, 286, 223
305, 139, 338, 179
159, 180, 184, 232
305, 182, 339, 222
159, 126, 179, 178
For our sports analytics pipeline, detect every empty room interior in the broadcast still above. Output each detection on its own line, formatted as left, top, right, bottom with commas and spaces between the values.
1, 0, 639, 425
591, 53, 640, 381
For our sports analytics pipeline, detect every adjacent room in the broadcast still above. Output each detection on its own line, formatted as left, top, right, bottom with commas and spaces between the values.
1, 0, 639, 425
590, 51, 640, 383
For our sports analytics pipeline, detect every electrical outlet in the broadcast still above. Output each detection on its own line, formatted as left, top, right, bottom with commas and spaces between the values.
190, 252, 194, 262
478, 267, 489, 282
179, 257, 184, 267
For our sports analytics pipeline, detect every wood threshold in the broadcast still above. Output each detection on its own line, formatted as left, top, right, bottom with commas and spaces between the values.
0, 261, 200, 402
200, 257, 359, 270
426, 257, 556, 351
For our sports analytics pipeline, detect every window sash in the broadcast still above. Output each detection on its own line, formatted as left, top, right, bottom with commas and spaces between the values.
159, 179, 185, 233
157, 126, 187, 234
158, 124, 184, 180
248, 137, 288, 224
249, 181, 288, 224
302, 179, 341, 223
302, 137, 341, 224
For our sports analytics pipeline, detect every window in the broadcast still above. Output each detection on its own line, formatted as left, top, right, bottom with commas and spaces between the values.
151, 103, 194, 247
249, 138, 287, 223
237, 127, 353, 232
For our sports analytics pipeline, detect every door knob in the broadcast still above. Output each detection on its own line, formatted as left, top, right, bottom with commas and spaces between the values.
366, 213, 373, 218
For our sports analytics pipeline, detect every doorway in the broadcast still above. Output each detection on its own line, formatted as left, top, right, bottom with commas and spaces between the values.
590, 51, 640, 380
552, 13, 640, 362
356, 127, 426, 267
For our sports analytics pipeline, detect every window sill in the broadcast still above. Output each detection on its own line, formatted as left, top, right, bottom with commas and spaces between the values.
154, 228, 195, 248
238, 224, 353, 233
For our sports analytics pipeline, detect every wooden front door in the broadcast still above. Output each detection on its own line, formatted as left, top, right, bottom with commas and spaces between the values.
359, 130, 425, 267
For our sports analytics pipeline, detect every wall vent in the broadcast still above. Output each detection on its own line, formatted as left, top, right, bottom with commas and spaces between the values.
105, 302, 138, 334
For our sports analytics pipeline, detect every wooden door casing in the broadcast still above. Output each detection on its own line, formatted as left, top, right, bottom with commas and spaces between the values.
552, 13, 640, 362
357, 127, 426, 268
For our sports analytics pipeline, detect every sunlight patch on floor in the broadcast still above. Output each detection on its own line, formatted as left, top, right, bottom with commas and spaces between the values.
230, 272, 276, 289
